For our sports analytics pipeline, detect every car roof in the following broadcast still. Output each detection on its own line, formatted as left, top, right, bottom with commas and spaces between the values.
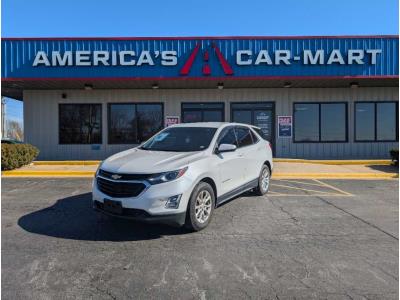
171, 122, 260, 129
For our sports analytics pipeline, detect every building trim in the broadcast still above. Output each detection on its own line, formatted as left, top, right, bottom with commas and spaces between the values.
2, 35, 398, 41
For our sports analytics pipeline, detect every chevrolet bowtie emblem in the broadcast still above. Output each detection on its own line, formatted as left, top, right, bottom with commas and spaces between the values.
111, 174, 122, 180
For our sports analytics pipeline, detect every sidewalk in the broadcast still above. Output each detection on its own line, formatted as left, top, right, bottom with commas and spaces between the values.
2, 160, 398, 179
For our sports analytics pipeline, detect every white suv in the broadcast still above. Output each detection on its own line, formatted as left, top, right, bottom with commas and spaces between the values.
92, 122, 273, 231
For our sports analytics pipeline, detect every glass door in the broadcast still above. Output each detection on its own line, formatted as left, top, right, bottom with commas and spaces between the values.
231, 102, 275, 150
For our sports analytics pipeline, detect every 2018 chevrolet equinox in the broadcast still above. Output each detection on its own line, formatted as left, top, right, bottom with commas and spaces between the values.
92, 122, 273, 231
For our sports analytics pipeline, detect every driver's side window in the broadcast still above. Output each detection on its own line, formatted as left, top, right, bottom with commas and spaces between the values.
218, 128, 238, 147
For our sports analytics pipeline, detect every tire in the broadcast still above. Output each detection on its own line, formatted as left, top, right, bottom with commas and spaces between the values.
255, 164, 271, 196
185, 182, 215, 231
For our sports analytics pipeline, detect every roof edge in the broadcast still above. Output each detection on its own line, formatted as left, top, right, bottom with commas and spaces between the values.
1, 35, 399, 41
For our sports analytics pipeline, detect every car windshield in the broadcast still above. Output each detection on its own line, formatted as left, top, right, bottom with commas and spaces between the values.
140, 127, 217, 152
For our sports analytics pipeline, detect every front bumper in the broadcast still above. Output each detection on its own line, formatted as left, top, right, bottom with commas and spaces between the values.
92, 175, 194, 225
93, 200, 186, 226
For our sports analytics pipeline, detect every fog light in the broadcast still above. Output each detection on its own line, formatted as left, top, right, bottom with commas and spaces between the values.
165, 194, 182, 209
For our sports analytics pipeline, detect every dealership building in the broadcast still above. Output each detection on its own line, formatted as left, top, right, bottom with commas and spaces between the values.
1, 35, 398, 160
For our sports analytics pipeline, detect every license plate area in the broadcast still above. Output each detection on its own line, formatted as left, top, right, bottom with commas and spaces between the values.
103, 199, 123, 214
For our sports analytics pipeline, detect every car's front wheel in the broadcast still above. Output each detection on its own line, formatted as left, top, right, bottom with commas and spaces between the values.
185, 182, 215, 231
255, 164, 271, 196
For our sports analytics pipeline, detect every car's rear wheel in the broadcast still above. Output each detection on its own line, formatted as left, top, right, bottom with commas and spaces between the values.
185, 182, 215, 231
255, 164, 271, 196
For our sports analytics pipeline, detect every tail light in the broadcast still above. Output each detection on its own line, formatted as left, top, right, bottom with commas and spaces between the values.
267, 142, 272, 150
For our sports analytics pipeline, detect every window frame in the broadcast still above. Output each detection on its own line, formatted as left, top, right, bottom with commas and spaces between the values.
354, 101, 399, 143
181, 102, 225, 123
293, 102, 348, 143
58, 103, 103, 145
107, 102, 164, 145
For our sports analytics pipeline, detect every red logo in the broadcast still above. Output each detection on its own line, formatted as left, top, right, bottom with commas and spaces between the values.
180, 43, 234, 76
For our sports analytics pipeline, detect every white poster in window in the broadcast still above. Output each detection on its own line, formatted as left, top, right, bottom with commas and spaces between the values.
165, 116, 180, 127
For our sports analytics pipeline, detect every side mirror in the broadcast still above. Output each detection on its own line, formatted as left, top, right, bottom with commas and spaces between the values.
217, 143, 237, 153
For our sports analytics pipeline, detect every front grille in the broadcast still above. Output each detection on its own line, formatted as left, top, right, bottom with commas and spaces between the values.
98, 169, 153, 181
97, 177, 146, 198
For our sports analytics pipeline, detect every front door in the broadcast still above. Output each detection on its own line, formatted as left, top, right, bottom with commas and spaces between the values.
231, 102, 275, 151
215, 126, 245, 196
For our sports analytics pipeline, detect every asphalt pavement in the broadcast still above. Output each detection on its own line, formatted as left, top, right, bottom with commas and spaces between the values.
2, 178, 399, 299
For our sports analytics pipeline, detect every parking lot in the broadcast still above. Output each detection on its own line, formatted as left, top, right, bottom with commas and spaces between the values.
2, 178, 398, 299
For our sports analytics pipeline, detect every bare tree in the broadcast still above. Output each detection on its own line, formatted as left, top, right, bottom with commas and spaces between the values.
6, 120, 23, 141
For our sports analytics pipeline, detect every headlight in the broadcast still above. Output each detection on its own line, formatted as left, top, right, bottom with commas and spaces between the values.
95, 161, 104, 177
147, 167, 188, 185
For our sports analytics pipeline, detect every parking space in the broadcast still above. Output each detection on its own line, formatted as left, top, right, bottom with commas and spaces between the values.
269, 179, 353, 197
2, 178, 398, 299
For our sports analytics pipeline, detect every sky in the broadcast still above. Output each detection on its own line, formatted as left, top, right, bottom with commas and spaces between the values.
1, 0, 399, 127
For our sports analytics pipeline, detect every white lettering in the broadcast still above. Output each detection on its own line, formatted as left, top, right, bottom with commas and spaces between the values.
236, 50, 252, 65
275, 50, 291, 65
255, 50, 272, 65
32, 51, 50, 66
51, 51, 72, 66
137, 51, 154, 66
348, 49, 364, 64
93, 51, 109, 66
161, 51, 177, 66
303, 49, 324, 64
366, 49, 382, 64
119, 51, 135, 66
111, 51, 117, 66
327, 50, 345, 64
75, 51, 91, 66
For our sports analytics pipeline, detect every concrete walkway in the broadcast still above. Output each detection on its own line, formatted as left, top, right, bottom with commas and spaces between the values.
2, 160, 398, 179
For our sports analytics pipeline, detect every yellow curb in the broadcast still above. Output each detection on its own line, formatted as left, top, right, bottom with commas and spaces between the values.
32, 159, 393, 166
272, 173, 398, 179
2, 171, 95, 177
2, 171, 398, 179
273, 159, 393, 165
33, 161, 101, 166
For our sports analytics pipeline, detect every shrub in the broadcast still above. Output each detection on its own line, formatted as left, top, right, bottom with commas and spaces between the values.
1, 143, 39, 170
390, 148, 399, 165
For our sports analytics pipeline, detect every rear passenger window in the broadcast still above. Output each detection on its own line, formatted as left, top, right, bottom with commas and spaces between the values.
235, 127, 253, 148
218, 128, 238, 146
250, 130, 259, 143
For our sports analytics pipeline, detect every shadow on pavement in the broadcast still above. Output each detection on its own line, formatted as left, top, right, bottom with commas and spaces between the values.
367, 164, 399, 173
18, 193, 189, 241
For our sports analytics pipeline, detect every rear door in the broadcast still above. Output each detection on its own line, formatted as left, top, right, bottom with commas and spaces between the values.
234, 126, 260, 182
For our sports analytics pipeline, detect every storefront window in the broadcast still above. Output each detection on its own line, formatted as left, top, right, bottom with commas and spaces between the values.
355, 103, 375, 141
137, 104, 164, 141
182, 103, 224, 123
294, 102, 347, 142
108, 103, 163, 144
59, 104, 102, 144
377, 102, 397, 141
293, 103, 319, 142
355, 102, 398, 142
321, 103, 347, 141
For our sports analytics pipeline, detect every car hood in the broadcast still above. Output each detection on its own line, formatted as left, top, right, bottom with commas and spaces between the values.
101, 147, 205, 174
